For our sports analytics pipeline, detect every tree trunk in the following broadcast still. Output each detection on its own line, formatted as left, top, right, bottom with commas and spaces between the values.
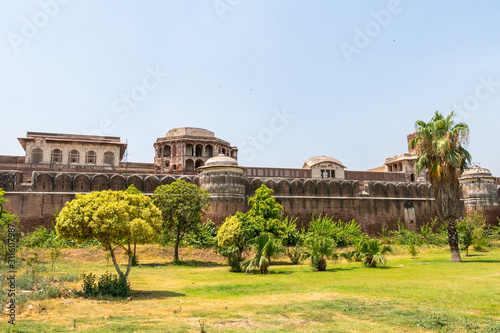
174, 235, 181, 262
447, 218, 462, 262
317, 258, 327, 271
433, 169, 462, 262
109, 247, 125, 280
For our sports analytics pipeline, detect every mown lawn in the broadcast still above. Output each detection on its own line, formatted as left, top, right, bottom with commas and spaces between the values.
2, 244, 500, 332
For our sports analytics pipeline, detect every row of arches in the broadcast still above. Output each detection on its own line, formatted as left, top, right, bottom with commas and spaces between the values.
159, 143, 236, 159
387, 162, 403, 172
32, 173, 197, 193
31, 148, 115, 166
247, 178, 432, 199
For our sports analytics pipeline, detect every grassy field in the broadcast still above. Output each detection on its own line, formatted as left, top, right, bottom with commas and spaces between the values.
2, 244, 500, 332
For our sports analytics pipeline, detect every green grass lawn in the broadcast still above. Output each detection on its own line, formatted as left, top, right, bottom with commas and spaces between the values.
2, 244, 500, 332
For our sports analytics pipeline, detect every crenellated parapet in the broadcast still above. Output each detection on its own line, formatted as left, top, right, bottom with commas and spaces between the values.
29, 171, 196, 193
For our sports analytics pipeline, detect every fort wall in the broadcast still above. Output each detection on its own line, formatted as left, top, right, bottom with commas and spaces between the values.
0, 171, 492, 235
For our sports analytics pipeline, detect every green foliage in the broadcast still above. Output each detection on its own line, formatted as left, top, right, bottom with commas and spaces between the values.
186, 219, 218, 249
407, 242, 419, 259
82, 273, 97, 297
389, 219, 447, 246
307, 215, 364, 248
56, 187, 162, 279
303, 235, 338, 271
246, 185, 286, 236
457, 211, 488, 255
25, 248, 41, 284
48, 246, 61, 272
282, 217, 302, 247
286, 244, 306, 265
0, 189, 20, 262
241, 233, 284, 274
153, 180, 211, 262
346, 239, 393, 268
82, 272, 131, 297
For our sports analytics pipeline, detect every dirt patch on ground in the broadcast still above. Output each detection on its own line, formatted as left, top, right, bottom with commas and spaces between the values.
56, 245, 225, 265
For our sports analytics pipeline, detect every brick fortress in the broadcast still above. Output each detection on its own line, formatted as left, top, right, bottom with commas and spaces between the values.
0, 128, 499, 234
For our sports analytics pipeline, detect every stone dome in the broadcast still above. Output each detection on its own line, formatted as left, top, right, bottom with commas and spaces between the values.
461, 166, 494, 179
205, 154, 239, 167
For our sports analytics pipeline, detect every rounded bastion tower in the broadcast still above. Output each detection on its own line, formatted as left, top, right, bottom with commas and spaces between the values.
197, 154, 247, 224
460, 166, 500, 225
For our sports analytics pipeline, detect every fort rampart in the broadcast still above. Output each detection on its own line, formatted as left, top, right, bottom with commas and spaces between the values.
0, 170, 451, 235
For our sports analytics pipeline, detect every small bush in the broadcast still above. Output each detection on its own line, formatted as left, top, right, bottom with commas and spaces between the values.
21, 226, 55, 248
286, 245, 306, 265
308, 215, 364, 248
82, 272, 130, 297
420, 313, 453, 331
407, 242, 419, 259
58, 272, 79, 282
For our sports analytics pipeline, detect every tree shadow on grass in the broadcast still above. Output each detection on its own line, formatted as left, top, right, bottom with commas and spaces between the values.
461, 259, 500, 263
131, 290, 185, 300
140, 260, 225, 268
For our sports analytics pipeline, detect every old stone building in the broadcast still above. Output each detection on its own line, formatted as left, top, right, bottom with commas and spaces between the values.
383, 133, 422, 182
153, 127, 238, 174
0, 127, 499, 233
19, 132, 127, 169
302, 156, 347, 179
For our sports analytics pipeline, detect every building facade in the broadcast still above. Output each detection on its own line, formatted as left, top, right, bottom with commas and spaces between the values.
0, 128, 499, 233
153, 127, 238, 174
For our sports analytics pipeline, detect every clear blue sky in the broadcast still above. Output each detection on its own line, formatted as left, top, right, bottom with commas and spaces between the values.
1, 1, 499, 175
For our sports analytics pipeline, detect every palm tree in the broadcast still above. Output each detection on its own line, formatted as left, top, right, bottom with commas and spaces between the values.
355, 239, 393, 268
241, 233, 284, 274
303, 236, 338, 271
410, 111, 471, 262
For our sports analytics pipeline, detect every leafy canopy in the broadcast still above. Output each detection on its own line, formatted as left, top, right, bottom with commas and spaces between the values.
246, 184, 285, 236
152, 180, 210, 262
411, 110, 471, 182
56, 187, 162, 278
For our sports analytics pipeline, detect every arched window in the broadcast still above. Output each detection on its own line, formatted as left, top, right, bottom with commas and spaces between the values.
221, 148, 226, 155
32, 148, 43, 164
195, 144, 203, 157
185, 159, 194, 171
104, 151, 115, 166
185, 144, 193, 156
165, 160, 170, 168
195, 160, 204, 168
164, 145, 171, 157
50, 149, 62, 164
86, 151, 96, 165
69, 150, 80, 164
205, 145, 213, 157
388, 165, 393, 172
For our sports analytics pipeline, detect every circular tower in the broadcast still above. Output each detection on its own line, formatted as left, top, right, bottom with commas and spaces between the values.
197, 154, 247, 225
459, 166, 500, 225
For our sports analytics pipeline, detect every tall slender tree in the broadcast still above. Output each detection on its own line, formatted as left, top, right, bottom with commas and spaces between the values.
410, 111, 471, 262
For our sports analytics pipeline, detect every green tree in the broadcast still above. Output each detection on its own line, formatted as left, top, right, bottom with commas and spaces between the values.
457, 211, 486, 256
303, 235, 338, 271
153, 180, 210, 263
411, 111, 471, 262
241, 232, 284, 274
56, 187, 162, 279
216, 213, 260, 271
247, 184, 285, 236
0, 188, 19, 262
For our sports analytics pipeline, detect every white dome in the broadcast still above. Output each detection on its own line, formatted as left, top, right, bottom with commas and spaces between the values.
205, 154, 239, 167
